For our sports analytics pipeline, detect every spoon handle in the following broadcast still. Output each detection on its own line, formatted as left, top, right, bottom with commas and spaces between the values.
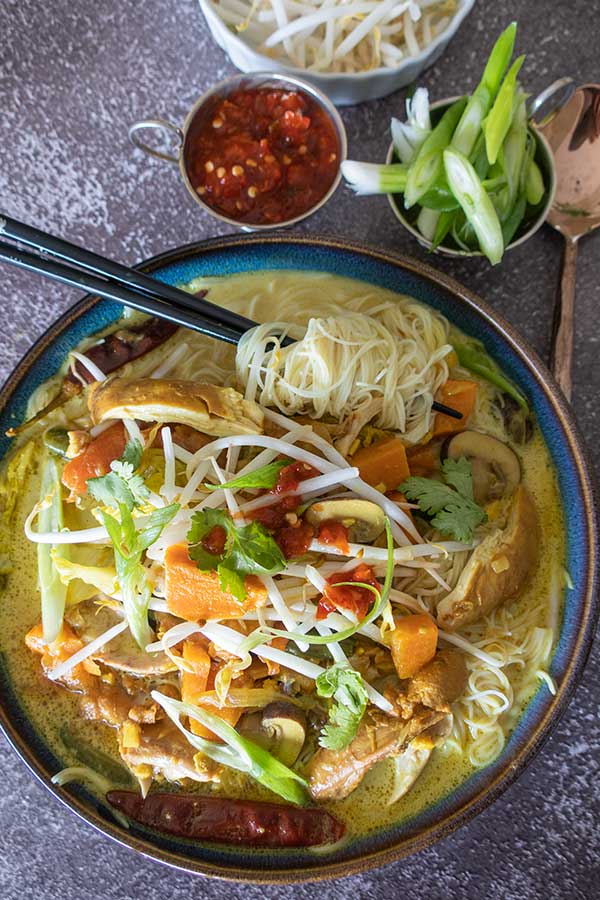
549, 236, 578, 401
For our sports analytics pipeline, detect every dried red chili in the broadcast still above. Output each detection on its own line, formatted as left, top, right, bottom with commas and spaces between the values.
185, 87, 340, 225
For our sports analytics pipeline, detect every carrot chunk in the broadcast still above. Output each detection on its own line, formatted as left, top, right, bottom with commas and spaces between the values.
352, 437, 410, 492
61, 422, 127, 498
432, 380, 477, 437
406, 444, 438, 476
164, 543, 267, 621
389, 613, 439, 679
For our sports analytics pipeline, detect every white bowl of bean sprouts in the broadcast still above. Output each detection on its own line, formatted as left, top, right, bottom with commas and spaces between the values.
199, 0, 476, 106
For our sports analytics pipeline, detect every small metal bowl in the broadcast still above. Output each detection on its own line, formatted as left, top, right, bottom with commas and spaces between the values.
129, 72, 347, 231
385, 95, 557, 259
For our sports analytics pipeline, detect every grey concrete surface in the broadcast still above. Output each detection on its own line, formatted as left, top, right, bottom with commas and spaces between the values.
0, 1, 598, 898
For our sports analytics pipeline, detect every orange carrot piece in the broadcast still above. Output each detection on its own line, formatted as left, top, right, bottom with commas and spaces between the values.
406, 444, 438, 476
389, 613, 439, 679
433, 380, 477, 437
62, 422, 127, 498
352, 437, 410, 492
164, 543, 267, 621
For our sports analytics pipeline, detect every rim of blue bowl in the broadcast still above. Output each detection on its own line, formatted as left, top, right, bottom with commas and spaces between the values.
0, 233, 597, 883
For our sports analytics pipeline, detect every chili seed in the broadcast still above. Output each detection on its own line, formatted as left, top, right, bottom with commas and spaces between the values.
248, 186, 258, 198
212, 117, 224, 129
283, 154, 292, 165
232, 165, 244, 177
246, 158, 258, 167
265, 154, 275, 163
216, 166, 226, 178
204, 160, 215, 173
299, 144, 307, 155
329, 153, 337, 162
196, 185, 206, 196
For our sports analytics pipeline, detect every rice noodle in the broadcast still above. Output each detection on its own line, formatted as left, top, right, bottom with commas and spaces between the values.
236, 307, 452, 444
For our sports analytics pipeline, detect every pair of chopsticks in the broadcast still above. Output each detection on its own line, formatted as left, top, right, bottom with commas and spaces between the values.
0, 214, 461, 420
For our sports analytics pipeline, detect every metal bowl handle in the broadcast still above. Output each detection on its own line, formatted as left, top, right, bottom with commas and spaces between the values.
128, 118, 183, 163
529, 77, 575, 126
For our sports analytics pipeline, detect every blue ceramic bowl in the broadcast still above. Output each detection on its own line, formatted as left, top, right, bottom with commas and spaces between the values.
0, 235, 597, 882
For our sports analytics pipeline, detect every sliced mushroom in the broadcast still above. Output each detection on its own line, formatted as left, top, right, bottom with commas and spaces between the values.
305, 498, 386, 543
238, 701, 306, 766
436, 485, 539, 632
442, 430, 521, 504
66, 599, 176, 675
88, 378, 264, 436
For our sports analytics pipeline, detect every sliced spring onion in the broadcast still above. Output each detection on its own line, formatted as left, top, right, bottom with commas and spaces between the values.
443, 148, 504, 265
341, 161, 408, 196
525, 158, 545, 205
452, 21, 517, 157
404, 97, 467, 209
484, 54, 525, 165
37, 456, 68, 644
152, 691, 309, 805
453, 341, 529, 411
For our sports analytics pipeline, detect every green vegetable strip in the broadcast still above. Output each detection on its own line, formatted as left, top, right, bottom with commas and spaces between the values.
152, 691, 309, 805
484, 55, 525, 165
452, 22, 517, 157
453, 342, 529, 411
404, 98, 467, 209
497, 92, 528, 214
526, 158, 545, 205
443, 148, 504, 265
38, 455, 68, 644
203, 458, 290, 492
341, 160, 408, 196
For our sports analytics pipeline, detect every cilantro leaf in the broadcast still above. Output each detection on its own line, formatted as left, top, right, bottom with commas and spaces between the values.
227, 520, 286, 576
186, 509, 286, 603
204, 459, 290, 492
441, 457, 474, 501
217, 563, 246, 604
87, 438, 149, 511
316, 664, 368, 750
101, 500, 179, 648
400, 456, 486, 543
120, 439, 144, 470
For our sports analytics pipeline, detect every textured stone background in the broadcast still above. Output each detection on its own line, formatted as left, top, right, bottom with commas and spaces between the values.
0, 1, 598, 897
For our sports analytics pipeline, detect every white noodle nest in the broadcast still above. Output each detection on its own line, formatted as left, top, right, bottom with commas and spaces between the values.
236, 304, 452, 444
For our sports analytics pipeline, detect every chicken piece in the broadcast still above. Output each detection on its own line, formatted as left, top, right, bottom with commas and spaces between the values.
118, 720, 219, 788
436, 486, 540, 631
406, 649, 468, 713
387, 715, 453, 804
334, 397, 384, 457
66, 599, 176, 675
308, 708, 447, 801
88, 377, 264, 437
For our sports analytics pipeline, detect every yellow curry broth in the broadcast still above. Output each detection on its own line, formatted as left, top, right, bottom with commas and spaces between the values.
0, 271, 564, 842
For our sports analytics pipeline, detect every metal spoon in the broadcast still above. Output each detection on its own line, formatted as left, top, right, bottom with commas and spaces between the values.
536, 84, 600, 400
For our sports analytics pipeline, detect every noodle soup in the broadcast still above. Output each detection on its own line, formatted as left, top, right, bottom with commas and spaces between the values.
0, 270, 564, 849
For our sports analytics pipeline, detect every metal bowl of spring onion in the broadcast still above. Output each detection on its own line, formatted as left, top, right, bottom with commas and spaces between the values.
341, 22, 557, 265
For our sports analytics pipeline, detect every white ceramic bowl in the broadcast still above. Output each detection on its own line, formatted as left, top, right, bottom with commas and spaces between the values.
199, 0, 476, 106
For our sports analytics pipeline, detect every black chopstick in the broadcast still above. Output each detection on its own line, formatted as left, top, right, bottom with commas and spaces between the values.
0, 215, 460, 419
432, 401, 462, 420
0, 240, 243, 345
0, 213, 259, 337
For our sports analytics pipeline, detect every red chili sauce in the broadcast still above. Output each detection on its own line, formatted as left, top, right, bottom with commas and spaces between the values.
248, 460, 319, 558
317, 563, 380, 621
184, 87, 341, 225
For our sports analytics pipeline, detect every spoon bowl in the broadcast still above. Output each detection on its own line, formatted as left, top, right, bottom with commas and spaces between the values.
536, 84, 600, 399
